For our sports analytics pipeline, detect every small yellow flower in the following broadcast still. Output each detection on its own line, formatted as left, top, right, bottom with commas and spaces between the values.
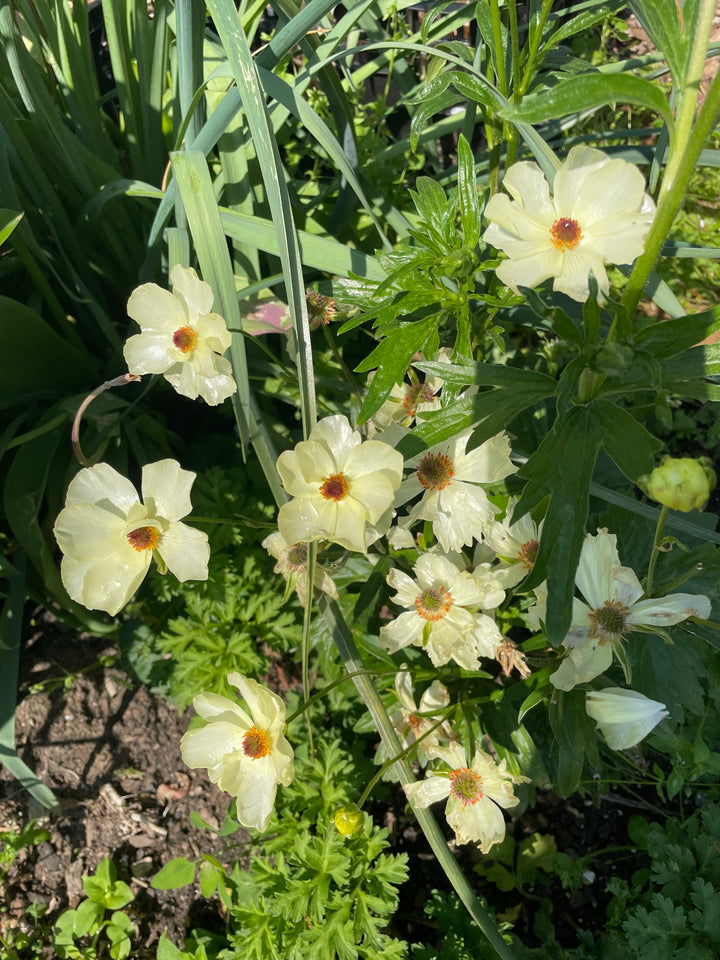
641, 456, 716, 512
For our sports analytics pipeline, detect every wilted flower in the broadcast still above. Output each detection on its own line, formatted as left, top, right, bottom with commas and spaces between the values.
124, 264, 236, 405
549, 529, 711, 691
399, 430, 516, 552
262, 531, 338, 606
180, 673, 294, 831
483, 146, 656, 302
53, 460, 209, 616
586, 687, 668, 749
380, 553, 504, 670
404, 742, 527, 852
306, 290, 337, 328
276, 415, 404, 553
495, 639, 531, 679
641, 456, 716, 513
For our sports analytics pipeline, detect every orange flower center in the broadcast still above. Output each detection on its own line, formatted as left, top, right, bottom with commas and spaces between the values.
588, 599, 631, 644
415, 585, 453, 621
550, 218, 582, 251
403, 383, 435, 417
242, 725, 271, 759
173, 325, 198, 353
417, 453, 454, 491
126, 525, 160, 552
449, 766, 483, 804
320, 473, 349, 501
518, 539, 538, 570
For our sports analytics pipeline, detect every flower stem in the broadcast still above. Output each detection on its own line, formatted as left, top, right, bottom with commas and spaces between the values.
319, 595, 518, 960
618, 0, 720, 324
71, 374, 142, 466
645, 504, 669, 597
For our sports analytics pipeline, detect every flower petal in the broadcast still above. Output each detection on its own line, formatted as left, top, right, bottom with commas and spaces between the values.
64, 463, 139, 514
170, 265, 215, 318
141, 459, 195, 521
159, 522, 210, 582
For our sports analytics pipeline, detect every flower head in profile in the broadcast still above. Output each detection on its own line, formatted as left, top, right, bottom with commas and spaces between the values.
484, 499, 542, 589
371, 350, 451, 430
53, 460, 209, 616
380, 553, 504, 670
549, 529, 711, 691
180, 673, 294, 832
483, 146, 656, 302
276, 415, 404, 553
399, 430, 516, 552
375, 669, 455, 770
586, 688, 668, 750
261, 530, 339, 606
124, 265, 236, 405
404, 742, 527, 852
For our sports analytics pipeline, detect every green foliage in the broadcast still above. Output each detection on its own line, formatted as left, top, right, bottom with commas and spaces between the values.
53, 858, 135, 959
411, 889, 513, 960
0, 820, 50, 877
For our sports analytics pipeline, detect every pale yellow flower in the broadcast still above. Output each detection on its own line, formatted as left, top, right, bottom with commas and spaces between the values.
180, 673, 294, 831
404, 742, 527, 852
549, 529, 711, 691
125, 265, 236, 405
276, 415, 404, 553
53, 460, 209, 615
483, 146, 655, 302
586, 688, 668, 750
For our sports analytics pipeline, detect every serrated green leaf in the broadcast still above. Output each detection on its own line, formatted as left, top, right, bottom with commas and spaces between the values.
457, 134, 481, 249
355, 319, 438, 424
151, 857, 196, 890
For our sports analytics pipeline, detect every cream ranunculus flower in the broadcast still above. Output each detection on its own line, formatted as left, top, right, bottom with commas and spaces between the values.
399, 430, 517, 552
53, 460, 210, 616
550, 529, 711, 691
276, 415, 404, 553
586, 688, 668, 750
482, 146, 656, 302
483, 498, 542, 589
124, 265, 237, 405
375, 669, 455, 771
404, 742, 527, 852
180, 673, 294, 831
380, 553, 504, 670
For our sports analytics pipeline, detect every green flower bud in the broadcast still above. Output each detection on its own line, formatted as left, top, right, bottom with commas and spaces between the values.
594, 341, 634, 376
440, 248, 476, 282
333, 803, 364, 837
640, 456, 716, 512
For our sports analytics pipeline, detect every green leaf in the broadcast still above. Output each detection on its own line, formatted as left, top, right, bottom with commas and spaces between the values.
73, 897, 104, 937
518, 406, 604, 644
634, 305, 720, 359
0, 208, 22, 246
595, 398, 662, 481
355, 319, 438, 425
151, 857, 197, 890
502, 73, 674, 130
156, 933, 184, 960
457, 134, 481, 249
548, 690, 594, 797
199, 861, 220, 898
415, 359, 557, 389
628, 0, 690, 87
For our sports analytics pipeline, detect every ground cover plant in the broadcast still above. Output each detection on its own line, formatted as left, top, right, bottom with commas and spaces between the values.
2, 0, 720, 957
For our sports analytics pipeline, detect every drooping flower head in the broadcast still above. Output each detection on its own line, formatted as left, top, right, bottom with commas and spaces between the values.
276, 415, 404, 553
261, 530, 339, 606
180, 673, 295, 832
482, 146, 656, 302
380, 553, 504, 670
585, 688, 668, 750
549, 529, 711, 691
375, 669, 455, 770
399, 430, 517, 552
371, 349, 451, 430
404, 742, 527, 852
53, 460, 210, 615
483, 498, 542, 589
124, 265, 237, 405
